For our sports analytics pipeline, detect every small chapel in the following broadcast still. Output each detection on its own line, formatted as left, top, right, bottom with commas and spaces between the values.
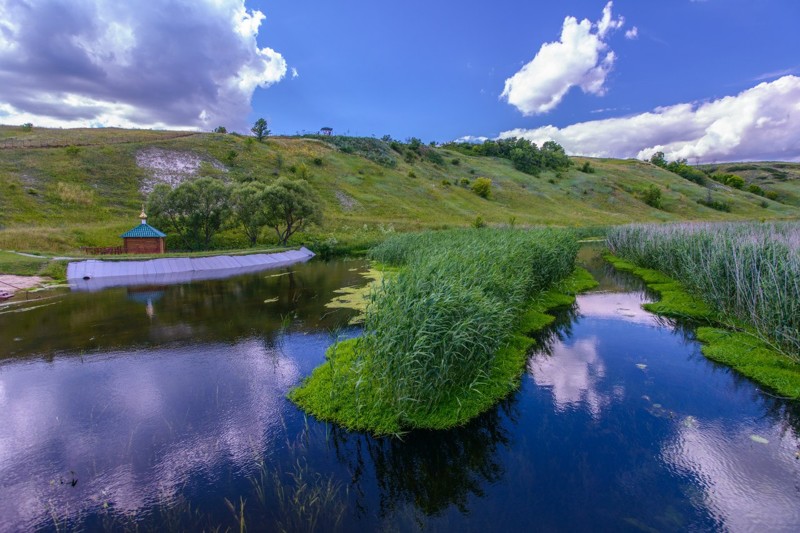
120, 207, 167, 254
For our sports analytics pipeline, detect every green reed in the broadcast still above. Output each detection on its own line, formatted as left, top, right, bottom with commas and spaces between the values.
607, 222, 800, 359
361, 228, 578, 421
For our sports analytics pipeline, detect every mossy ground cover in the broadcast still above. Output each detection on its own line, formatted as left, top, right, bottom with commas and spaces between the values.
290, 229, 597, 436
605, 254, 800, 399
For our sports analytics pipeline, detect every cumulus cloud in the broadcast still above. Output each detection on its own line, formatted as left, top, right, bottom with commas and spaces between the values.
499, 76, 800, 162
0, 0, 288, 130
625, 26, 639, 40
453, 135, 489, 144
500, 2, 625, 116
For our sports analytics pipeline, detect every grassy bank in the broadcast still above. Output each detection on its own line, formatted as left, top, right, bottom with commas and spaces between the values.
0, 251, 67, 281
607, 222, 800, 357
606, 222, 800, 398
289, 228, 597, 435
3, 127, 800, 254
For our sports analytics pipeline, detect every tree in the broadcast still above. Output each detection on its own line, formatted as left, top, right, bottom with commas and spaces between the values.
262, 178, 322, 245
649, 151, 667, 168
147, 177, 231, 249
251, 118, 269, 141
213, 126, 227, 133
231, 182, 268, 246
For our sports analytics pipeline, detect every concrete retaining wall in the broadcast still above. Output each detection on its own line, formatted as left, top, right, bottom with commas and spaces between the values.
67, 247, 315, 292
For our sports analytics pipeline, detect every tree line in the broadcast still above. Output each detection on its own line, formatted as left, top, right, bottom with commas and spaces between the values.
443, 137, 572, 176
147, 177, 322, 250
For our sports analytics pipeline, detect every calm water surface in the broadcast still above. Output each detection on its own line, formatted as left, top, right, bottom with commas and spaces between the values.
1, 254, 798, 532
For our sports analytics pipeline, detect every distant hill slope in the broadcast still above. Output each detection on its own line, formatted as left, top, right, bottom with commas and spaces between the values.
1, 125, 798, 252
700, 161, 800, 208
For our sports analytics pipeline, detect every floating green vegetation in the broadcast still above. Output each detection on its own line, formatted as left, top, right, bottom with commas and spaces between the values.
605, 251, 800, 399
324, 267, 393, 324
290, 228, 594, 435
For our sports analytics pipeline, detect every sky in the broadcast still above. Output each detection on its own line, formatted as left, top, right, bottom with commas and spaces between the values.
0, 0, 799, 162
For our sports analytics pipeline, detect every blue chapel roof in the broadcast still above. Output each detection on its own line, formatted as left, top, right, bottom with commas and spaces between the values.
120, 223, 167, 238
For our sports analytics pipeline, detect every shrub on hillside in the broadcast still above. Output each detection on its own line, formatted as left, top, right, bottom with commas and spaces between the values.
641, 185, 663, 209
471, 177, 492, 198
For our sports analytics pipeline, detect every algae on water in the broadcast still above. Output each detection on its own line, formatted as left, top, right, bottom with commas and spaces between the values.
324, 268, 387, 324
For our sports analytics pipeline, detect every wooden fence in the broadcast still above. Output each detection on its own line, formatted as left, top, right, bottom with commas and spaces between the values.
80, 246, 124, 256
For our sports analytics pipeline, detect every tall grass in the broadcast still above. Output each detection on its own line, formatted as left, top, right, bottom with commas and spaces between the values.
607, 222, 800, 358
360, 228, 578, 421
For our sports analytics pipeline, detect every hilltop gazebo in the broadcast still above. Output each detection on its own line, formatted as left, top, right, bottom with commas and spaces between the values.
320, 127, 333, 136
120, 207, 167, 254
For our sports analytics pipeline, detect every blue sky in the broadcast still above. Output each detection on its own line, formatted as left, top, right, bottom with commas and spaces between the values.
1, 0, 798, 161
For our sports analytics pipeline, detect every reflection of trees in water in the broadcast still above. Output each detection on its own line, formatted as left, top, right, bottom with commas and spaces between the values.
1, 260, 367, 358
329, 395, 520, 520
530, 301, 580, 358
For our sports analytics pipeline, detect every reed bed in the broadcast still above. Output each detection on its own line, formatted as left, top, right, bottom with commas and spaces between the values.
607, 222, 800, 359
291, 228, 579, 433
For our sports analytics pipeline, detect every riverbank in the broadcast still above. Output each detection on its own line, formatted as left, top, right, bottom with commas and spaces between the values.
0, 275, 47, 299
605, 254, 800, 399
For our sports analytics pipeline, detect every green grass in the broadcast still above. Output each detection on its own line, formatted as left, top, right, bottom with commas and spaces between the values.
2, 127, 800, 253
607, 222, 800, 356
605, 253, 800, 399
290, 229, 597, 435
604, 255, 715, 322
0, 251, 67, 281
0, 251, 47, 276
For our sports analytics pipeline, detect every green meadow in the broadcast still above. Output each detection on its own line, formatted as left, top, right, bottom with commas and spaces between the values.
2, 125, 799, 255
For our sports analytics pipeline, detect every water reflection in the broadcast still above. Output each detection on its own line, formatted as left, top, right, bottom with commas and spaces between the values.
577, 292, 660, 326
0, 261, 366, 358
664, 422, 800, 531
529, 336, 612, 417
0, 334, 317, 531
2, 252, 800, 531
367, 399, 516, 518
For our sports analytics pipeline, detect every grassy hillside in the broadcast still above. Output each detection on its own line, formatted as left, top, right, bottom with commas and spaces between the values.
700, 161, 800, 208
1, 125, 799, 253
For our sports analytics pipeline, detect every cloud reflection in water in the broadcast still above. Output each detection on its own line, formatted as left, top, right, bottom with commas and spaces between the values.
0, 334, 311, 530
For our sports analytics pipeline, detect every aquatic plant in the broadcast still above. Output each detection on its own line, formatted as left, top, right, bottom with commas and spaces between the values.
607, 222, 800, 359
291, 228, 584, 433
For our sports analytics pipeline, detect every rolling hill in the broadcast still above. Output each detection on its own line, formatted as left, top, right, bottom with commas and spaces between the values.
1, 125, 799, 253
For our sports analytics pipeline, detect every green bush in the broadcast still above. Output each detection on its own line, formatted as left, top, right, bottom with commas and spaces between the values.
471, 177, 492, 198
641, 185, 663, 209
711, 173, 745, 189
579, 161, 595, 174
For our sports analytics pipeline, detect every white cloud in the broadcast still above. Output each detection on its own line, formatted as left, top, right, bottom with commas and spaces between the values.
0, 0, 288, 130
625, 26, 639, 40
500, 2, 625, 116
291, 67, 299, 79
499, 76, 800, 162
453, 135, 489, 144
